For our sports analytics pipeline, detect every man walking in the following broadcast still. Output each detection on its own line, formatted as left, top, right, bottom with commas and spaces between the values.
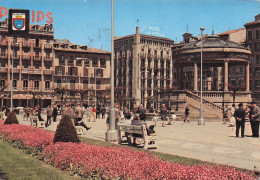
251, 101, 260, 138
46, 105, 52, 127
234, 103, 246, 138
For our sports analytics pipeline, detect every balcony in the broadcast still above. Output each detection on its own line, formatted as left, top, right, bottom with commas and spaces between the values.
44, 56, 53, 61
0, 53, 7, 58
33, 43, 41, 49
13, 55, 20, 60
70, 84, 76, 90
140, 53, 146, 58
22, 41, 30, 47
0, 40, 8, 46
54, 71, 64, 76
22, 55, 31, 60
22, 68, 42, 74
44, 44, 52, 49
13, 68, 20, 73
148, 54, 154, 59
0, 67, 7, 73
33, 56, 42, 61
43, 70, 52, 75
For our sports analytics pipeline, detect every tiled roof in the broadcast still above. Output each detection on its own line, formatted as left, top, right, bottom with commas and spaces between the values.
114, 34, 174, 43
244, 21, 260, 26
114, 34, 135, 40
54, 39, 110, 54
217, 28, 245, 36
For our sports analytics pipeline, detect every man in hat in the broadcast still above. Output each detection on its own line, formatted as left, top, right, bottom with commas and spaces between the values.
251, 101, 260, 137
234, 103, 246, 138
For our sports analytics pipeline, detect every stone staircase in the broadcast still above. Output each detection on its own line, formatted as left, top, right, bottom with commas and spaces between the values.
164, 90, 223, 119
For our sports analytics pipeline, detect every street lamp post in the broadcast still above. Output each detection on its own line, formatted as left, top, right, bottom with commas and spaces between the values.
106, 0, 117, 142
198, 27, 205, 125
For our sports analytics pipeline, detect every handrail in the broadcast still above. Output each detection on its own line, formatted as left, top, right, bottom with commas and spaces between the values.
185, 90, 223, 112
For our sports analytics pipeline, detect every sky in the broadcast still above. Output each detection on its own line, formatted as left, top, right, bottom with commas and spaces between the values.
1, 0, 260, 51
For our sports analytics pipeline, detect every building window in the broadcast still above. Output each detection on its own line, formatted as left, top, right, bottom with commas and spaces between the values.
13, 37, 17, 44
256, 55, 260, 64
83, 80, 88, 84
0, 80, 5, 87
92, 57, 98, 67
24, 64, 29, 68
34, 81, 39, 90
45, 81, 50, 89
35, 51, 40, 58
100, 58, 106, 67
14, 49, 18, 57
13, 62, 18, 68
68, 56, 74, 64
23, 80, 28, 89
59, 55, 65, 64
1, 48, 5, 56
13, 80, 17, 88
255, 42, 260, 52
84, 58, 90, 67
35, 64, 39, 69
248, 31, 253, 41
256, 30, 260, 40
76, 59, 82, 66
46, 52, 50, 59
45, 64, 50, 69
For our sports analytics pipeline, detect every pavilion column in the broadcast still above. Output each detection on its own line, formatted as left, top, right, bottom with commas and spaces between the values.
224, 60, 229, 91
246, 63, 250, 91
194, 61, 198, 91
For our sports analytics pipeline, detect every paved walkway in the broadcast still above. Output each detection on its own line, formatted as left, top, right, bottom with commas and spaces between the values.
17, 114, 260, 171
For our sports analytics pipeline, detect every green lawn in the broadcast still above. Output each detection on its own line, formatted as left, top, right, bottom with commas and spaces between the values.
0, 141, 81, 180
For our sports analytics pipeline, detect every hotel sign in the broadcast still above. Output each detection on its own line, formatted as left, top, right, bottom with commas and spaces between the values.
8, 9, 29, 35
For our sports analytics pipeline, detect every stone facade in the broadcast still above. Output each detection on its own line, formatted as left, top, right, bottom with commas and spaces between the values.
114, 27, 174, 110
0, 19, 110, 108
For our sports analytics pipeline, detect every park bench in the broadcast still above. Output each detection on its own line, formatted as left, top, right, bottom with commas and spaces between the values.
30, 115, 45, 128
117, 124, 158, 150
71, 119, 86, 135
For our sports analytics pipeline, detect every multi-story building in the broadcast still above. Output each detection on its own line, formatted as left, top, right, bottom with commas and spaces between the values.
0, 19, 110, 108
53, 39, 110, 106
114, 26, 174, 110
244, 14, 260, 102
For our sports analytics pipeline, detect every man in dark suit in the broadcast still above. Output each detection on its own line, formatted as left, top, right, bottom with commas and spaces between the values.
251, 101, 260, 138
234, 103, 246, 138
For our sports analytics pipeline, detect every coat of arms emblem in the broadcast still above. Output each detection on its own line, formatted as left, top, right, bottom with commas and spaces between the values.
12, 13, 26, 30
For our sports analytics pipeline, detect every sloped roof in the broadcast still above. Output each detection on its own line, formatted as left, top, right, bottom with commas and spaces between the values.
217, 28, 245, 36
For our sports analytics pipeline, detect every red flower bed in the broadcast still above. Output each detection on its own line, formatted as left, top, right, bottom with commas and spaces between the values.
0, 120, 257, 179
43, 142, 257, 180
0, 120, 53, 148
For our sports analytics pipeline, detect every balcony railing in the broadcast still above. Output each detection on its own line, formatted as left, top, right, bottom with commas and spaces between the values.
22, 41, 30, 47
0, 54, 8, 59
44, 44, 52, 49
0, 67, 7, 72
13, 69, 20, 73
22, 55, 31, 60
43, 70, 52, 75
33, 56, 42, 61
44, 56, 53, 61
22, 69, 42, 74
0, 40, 8, 46
13, 55, 20, 60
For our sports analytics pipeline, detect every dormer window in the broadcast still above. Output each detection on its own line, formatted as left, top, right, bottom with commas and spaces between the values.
53, 44, 59, 48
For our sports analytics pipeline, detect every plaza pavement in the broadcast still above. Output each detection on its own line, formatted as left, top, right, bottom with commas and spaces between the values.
17, 113, 260, 171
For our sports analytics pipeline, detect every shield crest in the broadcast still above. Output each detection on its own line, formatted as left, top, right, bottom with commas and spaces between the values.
13, 18, 25, 30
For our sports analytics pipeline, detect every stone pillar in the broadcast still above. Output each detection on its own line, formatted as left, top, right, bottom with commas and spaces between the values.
224, 61, 229, 91
246, 63, 250, 91
194, 61, 198, 91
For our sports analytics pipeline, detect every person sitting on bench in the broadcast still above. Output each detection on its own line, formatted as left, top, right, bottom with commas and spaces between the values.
75, 104, 91, 131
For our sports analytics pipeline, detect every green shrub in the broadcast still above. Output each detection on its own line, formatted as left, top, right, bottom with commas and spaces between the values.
4, 111, 19, 125
53, 115, 80, 143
